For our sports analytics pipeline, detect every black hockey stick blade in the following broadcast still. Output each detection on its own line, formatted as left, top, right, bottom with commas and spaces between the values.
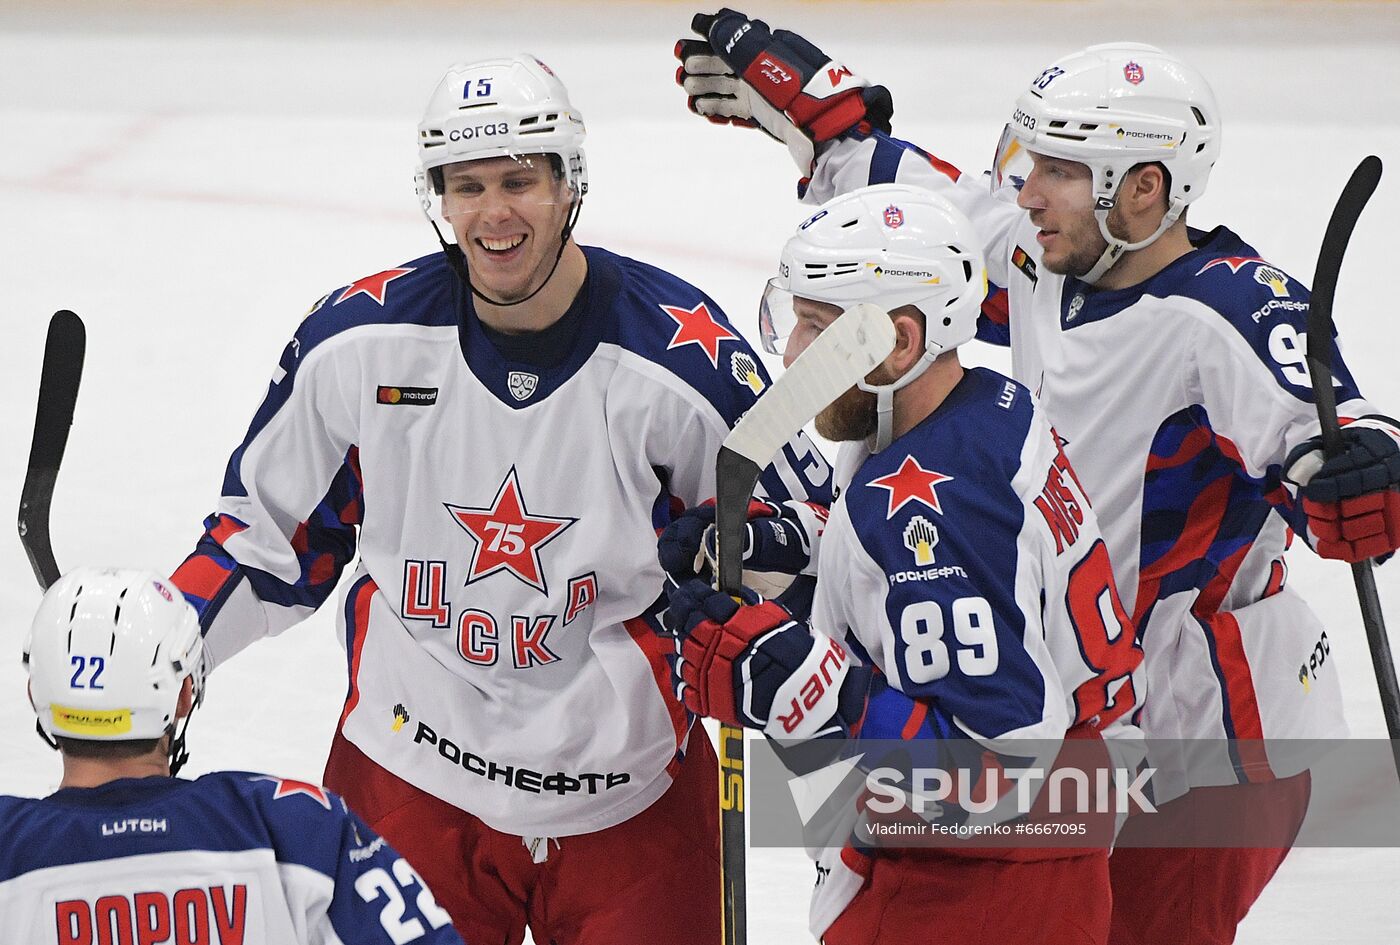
1306, 155, 1381, 454
1300, 157, 1400, 758
18, 310, 86, 590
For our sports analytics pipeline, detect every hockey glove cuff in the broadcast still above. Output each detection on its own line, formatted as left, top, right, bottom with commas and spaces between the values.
662, 578, 851, 739
1285, 416, 1400, 561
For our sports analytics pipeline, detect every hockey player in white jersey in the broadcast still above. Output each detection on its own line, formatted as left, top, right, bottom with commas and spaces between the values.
171, 53, 832, 944
660, 184, 1146, 945
1, 568, 463, 945
675, 11, 1400, 943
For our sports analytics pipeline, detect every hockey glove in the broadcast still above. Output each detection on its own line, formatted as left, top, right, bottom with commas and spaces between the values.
675, 8, 893, 174
663, 578, 853, 739
657, 498, 824, 598
1284, 416, 1400, 561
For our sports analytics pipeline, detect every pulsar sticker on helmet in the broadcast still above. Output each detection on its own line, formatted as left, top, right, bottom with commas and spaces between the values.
51, 704, 132, 737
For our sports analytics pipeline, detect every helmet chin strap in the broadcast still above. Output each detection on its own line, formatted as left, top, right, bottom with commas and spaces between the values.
433, 194, 584, 309
1080, 194, 1185, 285
857, 346, 940, 453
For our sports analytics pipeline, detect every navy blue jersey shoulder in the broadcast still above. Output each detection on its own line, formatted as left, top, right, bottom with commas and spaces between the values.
0, 771, 350, 882
1057, 226, 1362, 401
1170, 226, 1362, 404
293, 252, 456, 357
844, 368, 1034, 581
1169, 226, 1309, 321
1059, 227, 1284, 325
589, 245, 767, 403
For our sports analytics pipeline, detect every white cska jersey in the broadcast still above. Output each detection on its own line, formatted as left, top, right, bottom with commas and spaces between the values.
174, 246, 832, 838
808, 133, 1357, 795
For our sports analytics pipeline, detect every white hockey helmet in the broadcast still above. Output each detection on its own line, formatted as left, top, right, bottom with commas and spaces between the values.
992, 42, 1221, 282
761, 183, 987, 450
24, 568, 204, 744
415, 54, 588, 221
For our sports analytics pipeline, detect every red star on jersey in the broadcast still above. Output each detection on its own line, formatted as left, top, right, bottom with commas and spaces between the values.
335, 267, 415, 306
1194, 256, 1264, 276
252, 776, 332, 809
868, 456, 954, 519
661, 302, 739, 367
446, 467, 578, 595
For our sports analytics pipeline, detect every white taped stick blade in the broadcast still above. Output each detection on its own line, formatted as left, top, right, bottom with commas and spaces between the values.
722, 302, 896, 466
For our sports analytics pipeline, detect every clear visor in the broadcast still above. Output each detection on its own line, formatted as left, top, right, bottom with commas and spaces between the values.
991, 123, 1035, 196
416, 152, 572, 234
759, 280, 856, 356
758, 278, 796, 355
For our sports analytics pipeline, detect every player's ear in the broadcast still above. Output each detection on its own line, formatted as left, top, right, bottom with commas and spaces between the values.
886, 309, 925, 373
175, 677, 195, 721
1125, 163, 1169, 213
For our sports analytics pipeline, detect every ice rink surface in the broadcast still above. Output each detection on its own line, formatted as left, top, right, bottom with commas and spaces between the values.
2, 1, 1399, 939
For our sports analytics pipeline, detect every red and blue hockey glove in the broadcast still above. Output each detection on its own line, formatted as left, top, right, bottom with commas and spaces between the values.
662, 578, 853, 738
658, 498, 824, 600
674, 8, 893, 173
1284, 416, 1400, 561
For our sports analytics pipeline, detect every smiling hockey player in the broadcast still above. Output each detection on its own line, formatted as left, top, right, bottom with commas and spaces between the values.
171, 53, 831, 944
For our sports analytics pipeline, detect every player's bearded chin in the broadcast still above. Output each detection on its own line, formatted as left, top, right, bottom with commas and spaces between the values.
815, 383, 878, 441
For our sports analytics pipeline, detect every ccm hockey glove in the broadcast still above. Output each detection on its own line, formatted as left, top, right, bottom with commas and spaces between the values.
657, 498, 824, 599
675, 8, 893, 174
1284, 416, 1400, 561
662, 578, 854, 739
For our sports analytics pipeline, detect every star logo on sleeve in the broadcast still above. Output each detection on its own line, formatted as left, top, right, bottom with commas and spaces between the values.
334, 267, 416, 306
251, 775, 333, 810
661, 302, 739, 367
446, 467, 578, 595
868, 456, 954, 519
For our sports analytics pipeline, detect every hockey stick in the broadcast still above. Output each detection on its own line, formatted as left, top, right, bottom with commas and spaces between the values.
712, 301, 896, 945
1302, 155, 1400, 774
18, 310, 86, 591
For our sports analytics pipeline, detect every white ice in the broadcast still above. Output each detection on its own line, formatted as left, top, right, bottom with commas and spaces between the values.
2, 2, 1399, 941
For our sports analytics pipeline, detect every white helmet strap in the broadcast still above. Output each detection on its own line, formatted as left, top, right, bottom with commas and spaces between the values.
857, 345, 940, 452
1081, 192, 1186, 285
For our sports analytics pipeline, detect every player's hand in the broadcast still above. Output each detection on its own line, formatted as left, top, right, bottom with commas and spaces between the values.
662, 578, 850, 738
675, 8, 893, 172
657, 498, 821, 595
1285, 416, 1400, 561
